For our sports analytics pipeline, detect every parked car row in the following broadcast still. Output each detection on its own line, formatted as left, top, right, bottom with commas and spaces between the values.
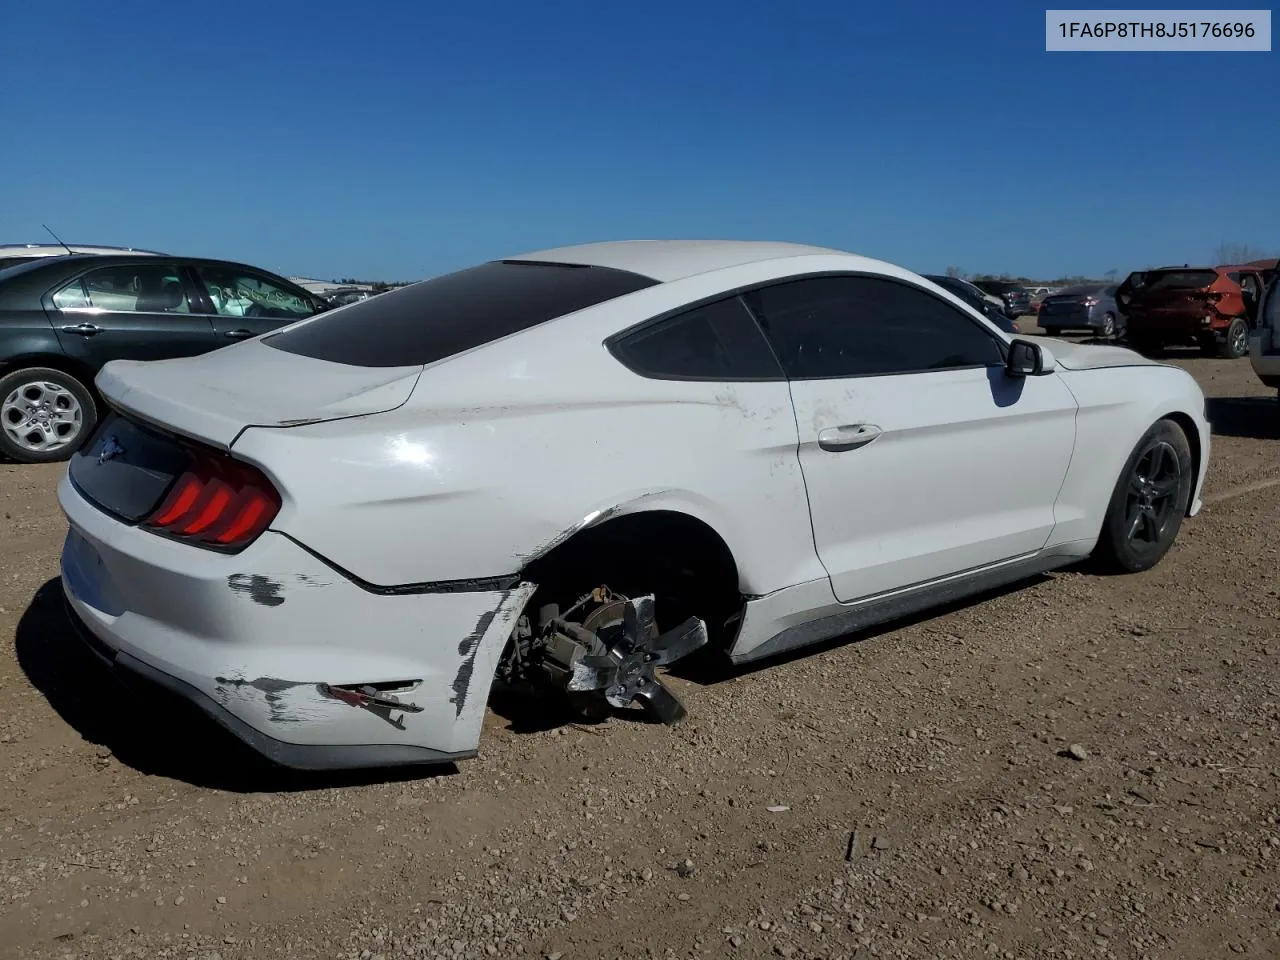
958, 258, 1277, 363
922, 275, 1022, 333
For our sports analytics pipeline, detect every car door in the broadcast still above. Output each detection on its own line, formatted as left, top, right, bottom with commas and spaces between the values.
742, 274, 1079, 604
46, 261, 218, 369
186, 263, 322, 343
1238, 271, 1262, 325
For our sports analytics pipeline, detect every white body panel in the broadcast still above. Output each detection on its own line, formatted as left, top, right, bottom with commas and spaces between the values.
59, 468, 534, 764
788, 364, 1077, 602
57, 241, 1212, 768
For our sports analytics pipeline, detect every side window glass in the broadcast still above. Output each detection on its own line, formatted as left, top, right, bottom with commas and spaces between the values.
80, 264, 192, 314
52, 280, 90, 310
743, 276, 1003, 380
194, 266, 316, 320
609, 296, 781, 380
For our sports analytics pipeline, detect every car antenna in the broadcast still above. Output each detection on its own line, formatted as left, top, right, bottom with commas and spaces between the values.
41, 223, 75, 256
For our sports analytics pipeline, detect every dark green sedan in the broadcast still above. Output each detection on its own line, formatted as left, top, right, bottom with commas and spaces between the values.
0, 253, 329, 463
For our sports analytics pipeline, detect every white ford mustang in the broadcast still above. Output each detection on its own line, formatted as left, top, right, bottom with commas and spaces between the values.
56, 241, 1211, 770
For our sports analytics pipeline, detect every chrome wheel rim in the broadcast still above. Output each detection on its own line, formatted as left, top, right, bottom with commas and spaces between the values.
1231, 324, 1247, 356
1124, 440, 1180, 545
1, 381, 83, 453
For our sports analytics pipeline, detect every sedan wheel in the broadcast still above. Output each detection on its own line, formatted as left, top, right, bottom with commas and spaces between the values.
1093, 420, 1193, 573
1219, 318, 1249, 359
1099, 313, 1116, 338
0, 367, 97, 464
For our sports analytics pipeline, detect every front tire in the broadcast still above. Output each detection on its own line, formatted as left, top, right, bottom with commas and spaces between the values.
0, 367, 97, 464
1093, 419, 1193, 574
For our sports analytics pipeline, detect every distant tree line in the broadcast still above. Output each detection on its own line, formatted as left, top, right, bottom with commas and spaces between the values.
332, 278, 412, 293
945, 266, 1106, 285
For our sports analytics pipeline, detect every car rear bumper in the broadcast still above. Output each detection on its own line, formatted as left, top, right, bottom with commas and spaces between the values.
1126, 312, 1234, 340
1038, 308, 1094, 329
56, 469, 535, 770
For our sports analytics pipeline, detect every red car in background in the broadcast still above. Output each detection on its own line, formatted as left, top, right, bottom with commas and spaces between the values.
1116, 264, 1268, 358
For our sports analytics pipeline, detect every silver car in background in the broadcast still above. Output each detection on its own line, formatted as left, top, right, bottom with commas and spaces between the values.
1037, 283, 1121, 338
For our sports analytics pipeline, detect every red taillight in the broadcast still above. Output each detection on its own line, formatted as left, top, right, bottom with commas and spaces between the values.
1082, 296, 1098, 307
143, 449, 281, 551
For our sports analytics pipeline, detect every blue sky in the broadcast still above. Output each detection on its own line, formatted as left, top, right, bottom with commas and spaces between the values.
1, 0, 1275, 282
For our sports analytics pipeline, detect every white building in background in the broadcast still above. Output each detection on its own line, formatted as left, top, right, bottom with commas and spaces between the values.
289, 277, 375, 296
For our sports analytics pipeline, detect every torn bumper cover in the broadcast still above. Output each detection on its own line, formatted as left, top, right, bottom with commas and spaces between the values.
57, 470, 535, 771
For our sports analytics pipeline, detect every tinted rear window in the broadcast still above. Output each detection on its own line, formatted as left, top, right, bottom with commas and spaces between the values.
265, 260, 660, 367
1138, 270, 1219, 291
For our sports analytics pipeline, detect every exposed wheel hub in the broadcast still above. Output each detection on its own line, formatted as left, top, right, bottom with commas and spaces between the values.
516, 590, 710, 725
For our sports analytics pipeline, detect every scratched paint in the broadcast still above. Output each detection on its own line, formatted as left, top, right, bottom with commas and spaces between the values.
450, 607, 498, 718
214, 674, 418, 728
226, 574, 286, 607
213, 675, 318, 723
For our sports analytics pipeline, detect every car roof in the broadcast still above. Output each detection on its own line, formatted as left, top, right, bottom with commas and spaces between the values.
18, 252, 290, 274
505, 239, 866, 282
0, 253, 305, 292
0, 243, 164, 256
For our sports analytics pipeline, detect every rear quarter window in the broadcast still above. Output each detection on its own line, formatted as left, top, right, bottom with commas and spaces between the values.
607, 295, 783, 381
265, 260, 660, 367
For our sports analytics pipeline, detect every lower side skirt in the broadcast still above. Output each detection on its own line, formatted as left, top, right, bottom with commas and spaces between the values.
732, 551, 1075, 665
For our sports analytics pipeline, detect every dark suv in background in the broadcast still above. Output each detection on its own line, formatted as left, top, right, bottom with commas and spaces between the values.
972, 279, 1032, 318
0, 254, 330, 463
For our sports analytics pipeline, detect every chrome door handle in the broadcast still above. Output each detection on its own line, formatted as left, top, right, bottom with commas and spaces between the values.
817, 423, 882, 452
223, 328, 253, 339
60, 322, 102, 336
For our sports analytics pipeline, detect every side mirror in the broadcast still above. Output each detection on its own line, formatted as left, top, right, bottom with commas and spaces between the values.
1006, 338, 1053, 377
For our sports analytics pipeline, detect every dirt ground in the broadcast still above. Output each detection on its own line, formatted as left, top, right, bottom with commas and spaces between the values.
2, 343, 1279, 960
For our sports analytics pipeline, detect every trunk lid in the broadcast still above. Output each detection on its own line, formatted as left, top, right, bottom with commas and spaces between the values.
1126, 288, 1215, 315
94, 339, 423, 449
1039, 295, 1086, 315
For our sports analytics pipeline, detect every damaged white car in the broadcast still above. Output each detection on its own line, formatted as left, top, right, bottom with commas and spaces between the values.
57, 241, 1211, 770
